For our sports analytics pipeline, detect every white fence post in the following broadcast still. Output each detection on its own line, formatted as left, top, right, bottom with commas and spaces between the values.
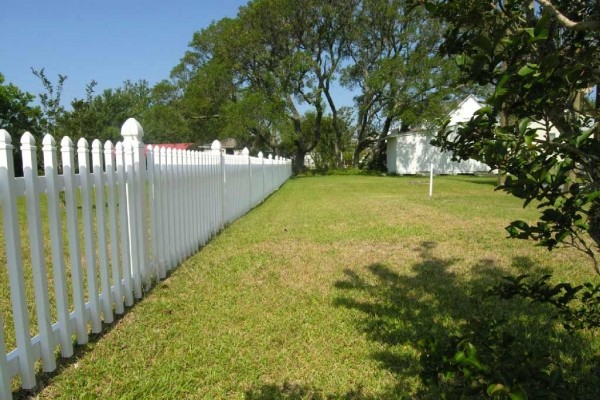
164, 147, 175, 270
104, 141, 125, 315
20, 132, 55, 371
92, 139, 113, 324
243, 147, 252, 211
61, 136, 89, 344
429, 163, 434, 198
115, 141, 134, 306
121, 118, 150, 289
42, 134, 73, 357
268, 154, 274, 195
175, 149, 184, 262
184, 150, 193, 256
0, 130, 36, 389
258, 151, 265, 202
122, 121, 142, 299
147, 145, 160, 279
77, 138, 102, 333
157, 146, 168, 276
212, 140, 225, 229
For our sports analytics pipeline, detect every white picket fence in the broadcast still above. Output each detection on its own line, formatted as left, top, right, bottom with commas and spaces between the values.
0, 118, 292, 397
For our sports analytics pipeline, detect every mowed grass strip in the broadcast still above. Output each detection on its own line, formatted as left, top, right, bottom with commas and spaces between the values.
29, 175, 599, 399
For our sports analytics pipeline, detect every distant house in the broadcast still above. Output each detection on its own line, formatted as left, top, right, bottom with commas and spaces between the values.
385, 95, 490, 175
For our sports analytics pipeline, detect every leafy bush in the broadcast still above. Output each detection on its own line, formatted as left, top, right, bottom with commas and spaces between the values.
418, 275, 600, 399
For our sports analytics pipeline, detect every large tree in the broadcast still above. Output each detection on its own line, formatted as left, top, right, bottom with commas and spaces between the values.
343, 0, 460, 168
424, 0, 600, 273
174, 0, 476, 172
173, 0, 359, 172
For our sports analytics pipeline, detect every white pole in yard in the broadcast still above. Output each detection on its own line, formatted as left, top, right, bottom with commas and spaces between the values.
429, 163, 434, 198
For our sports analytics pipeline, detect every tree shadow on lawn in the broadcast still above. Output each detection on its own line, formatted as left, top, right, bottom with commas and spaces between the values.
333, 241, 599, 399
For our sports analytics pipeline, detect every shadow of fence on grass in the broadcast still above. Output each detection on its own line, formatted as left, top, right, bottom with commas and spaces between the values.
12, 308, 131, 400
333, 241, 599, 399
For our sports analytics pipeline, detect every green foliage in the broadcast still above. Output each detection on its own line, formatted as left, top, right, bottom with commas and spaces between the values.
419, 273, 600, 399
0, 73, 42, 136
59, 79, 191, 144
424, 0, 600, 272
172, 0, 468, 172
142, 80, 191, 144
344, 1, 464, 168
305, 111, 353, 171
0, 73, 43, 176
31, 68, 67, 137
489, 274, 600, 332
419, 319, 568, 399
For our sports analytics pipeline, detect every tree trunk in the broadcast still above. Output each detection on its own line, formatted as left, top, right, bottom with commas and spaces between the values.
293, 147, 307, 175
352, 140, 369, 168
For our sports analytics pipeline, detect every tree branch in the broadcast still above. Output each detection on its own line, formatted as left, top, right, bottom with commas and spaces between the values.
537, 0, 600, 31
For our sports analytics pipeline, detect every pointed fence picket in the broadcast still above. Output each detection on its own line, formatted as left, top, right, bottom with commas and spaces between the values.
0, 118, 292, 397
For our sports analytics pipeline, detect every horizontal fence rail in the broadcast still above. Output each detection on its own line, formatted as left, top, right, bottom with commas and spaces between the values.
0, 118, 292, 397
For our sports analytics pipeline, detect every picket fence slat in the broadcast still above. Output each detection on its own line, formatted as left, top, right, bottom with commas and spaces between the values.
0, 317, 10, 399
116, 141, 134, 307
78, 138, 103, 334
0, 118, 292, 398
21, 132, 56, 372
105, 141, 125, 316
42, 134, 74, 358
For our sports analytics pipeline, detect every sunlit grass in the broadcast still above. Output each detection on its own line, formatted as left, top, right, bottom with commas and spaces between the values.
9, 175, 600, 398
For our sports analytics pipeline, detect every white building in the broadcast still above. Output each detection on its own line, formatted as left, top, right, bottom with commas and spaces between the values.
385, 95, 490, 175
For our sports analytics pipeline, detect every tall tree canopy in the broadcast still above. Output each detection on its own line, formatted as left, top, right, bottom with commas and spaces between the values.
173, 0, 459, 172
173, 0, 361, 172
424, 0, 600, 272
344, 0, 459, 168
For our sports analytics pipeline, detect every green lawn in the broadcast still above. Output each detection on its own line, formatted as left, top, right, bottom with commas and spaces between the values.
14, 175, 600, 398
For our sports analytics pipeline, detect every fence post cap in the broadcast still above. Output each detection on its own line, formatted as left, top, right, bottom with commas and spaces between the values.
0, 130, 13, 150
258, 151, 263, 158
92, 139, 102, 151
121, 118, 145, 142
242, 147, 249, 156
20, 131, 36, 147
42, 134, 56, 147
60, 136, 74, 149
77, 137, 89, 149
268, 154, 273, 159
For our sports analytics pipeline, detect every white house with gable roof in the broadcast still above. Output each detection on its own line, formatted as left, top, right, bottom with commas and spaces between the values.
385, 95, 490, 175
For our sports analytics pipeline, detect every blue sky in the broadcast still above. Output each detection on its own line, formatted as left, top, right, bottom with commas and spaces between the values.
1, 0, 249, 107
